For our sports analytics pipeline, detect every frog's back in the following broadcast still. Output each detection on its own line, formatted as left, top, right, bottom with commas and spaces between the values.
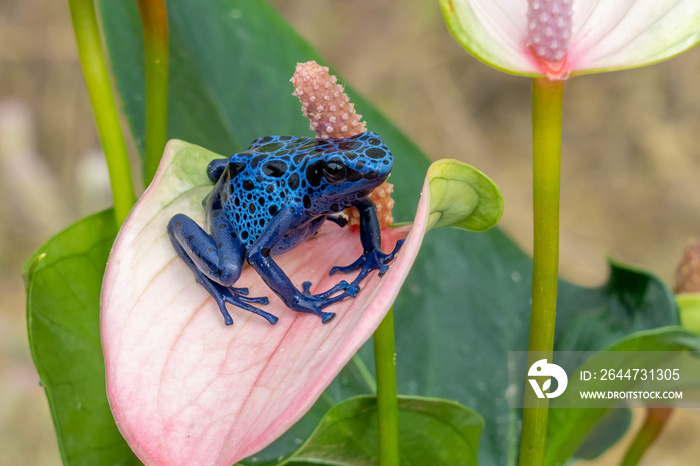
218, 132, 392, 247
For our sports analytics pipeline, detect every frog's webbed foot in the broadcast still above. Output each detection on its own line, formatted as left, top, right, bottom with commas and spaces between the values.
293, 279, 360, 323
301, 279, 360, 300
289, 293, 343, 324
198, 278, 277, 326
168, 212, 277, 326
330, 239, 405, 284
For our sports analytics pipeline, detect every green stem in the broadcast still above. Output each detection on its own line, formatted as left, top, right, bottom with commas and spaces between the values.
621, 407, 673, 466
137, 0, 169, 187
68, 0, 135, 226
518, 78, 564, 466
374, 308, 399, 466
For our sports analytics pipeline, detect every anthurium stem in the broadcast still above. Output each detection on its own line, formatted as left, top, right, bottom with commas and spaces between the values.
136, 0, 169, 186
621, 407, 673, 466
374, 308, 399, 465
68, 0, 135, 226
518, 77, 564, 466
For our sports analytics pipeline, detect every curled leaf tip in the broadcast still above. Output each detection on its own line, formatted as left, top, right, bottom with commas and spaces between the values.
427, 159, 503, 232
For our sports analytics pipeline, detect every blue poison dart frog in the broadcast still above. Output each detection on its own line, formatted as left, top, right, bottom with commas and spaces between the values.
167, 131, 404, 326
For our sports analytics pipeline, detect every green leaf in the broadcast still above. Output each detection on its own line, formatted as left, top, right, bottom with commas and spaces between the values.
23, 211, 140, 466
95, 1, 680, 465
545, 327, 700, 466
389, 234, 678, 466
427, 159, 503, 232
678, 293, 700, 334
280, 396, 482, 466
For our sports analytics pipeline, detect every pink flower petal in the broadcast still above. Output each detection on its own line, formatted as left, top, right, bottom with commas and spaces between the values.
101, 140, 432, 465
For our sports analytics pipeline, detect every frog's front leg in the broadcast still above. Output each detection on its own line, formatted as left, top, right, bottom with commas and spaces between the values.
330, 198, 404, 284
246, 208, 358, 324
167, 208, 277, 326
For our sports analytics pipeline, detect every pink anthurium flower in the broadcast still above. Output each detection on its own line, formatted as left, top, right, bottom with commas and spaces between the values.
100, 140, 502, 465
441, 0, 700, 80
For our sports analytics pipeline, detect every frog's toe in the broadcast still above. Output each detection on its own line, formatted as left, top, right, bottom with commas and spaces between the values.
385, 239, 405, 263
302, 279, 358, 299
237, 294, 270, 305
231, 286, 249, 295
205, 281, 277, 325
374, 239, 404, 277
211, 294, 236, 326
290, 291, 352, 322
223, 295, 278, 325
378, 263, 394, 277
329, 257, 363, 276
346, 282, 360, 297
227, 291, 275, 323
322, 281, 360, 300
331, 239, 405, 283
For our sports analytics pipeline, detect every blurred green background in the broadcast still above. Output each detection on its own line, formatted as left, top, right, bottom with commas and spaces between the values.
1, 0, 699, 464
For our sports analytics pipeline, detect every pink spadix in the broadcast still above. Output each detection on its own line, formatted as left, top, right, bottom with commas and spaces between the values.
527, 0, 573, 78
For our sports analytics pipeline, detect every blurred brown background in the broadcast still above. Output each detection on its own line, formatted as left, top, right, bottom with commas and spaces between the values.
1, 0, 699, 464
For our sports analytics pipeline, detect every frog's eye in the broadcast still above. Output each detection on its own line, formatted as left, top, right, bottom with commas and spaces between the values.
322, 161, 348, 184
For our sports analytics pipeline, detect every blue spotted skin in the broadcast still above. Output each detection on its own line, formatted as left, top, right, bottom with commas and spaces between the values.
168, 131, 404, 326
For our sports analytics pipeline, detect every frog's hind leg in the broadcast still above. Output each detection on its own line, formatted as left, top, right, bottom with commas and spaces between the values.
167, 212, 277, 325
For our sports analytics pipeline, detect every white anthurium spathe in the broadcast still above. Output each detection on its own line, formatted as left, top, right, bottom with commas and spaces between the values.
441, 0, 700, 80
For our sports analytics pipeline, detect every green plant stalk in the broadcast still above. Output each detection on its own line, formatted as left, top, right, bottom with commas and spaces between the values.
137, 0, 169, 187
518, 78, 564, 466
374, 308, 399, 466
68, 0, 135, 226
621, 407, 673, 466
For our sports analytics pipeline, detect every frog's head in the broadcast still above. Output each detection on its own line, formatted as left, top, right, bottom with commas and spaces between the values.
304, 132, 394, 209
